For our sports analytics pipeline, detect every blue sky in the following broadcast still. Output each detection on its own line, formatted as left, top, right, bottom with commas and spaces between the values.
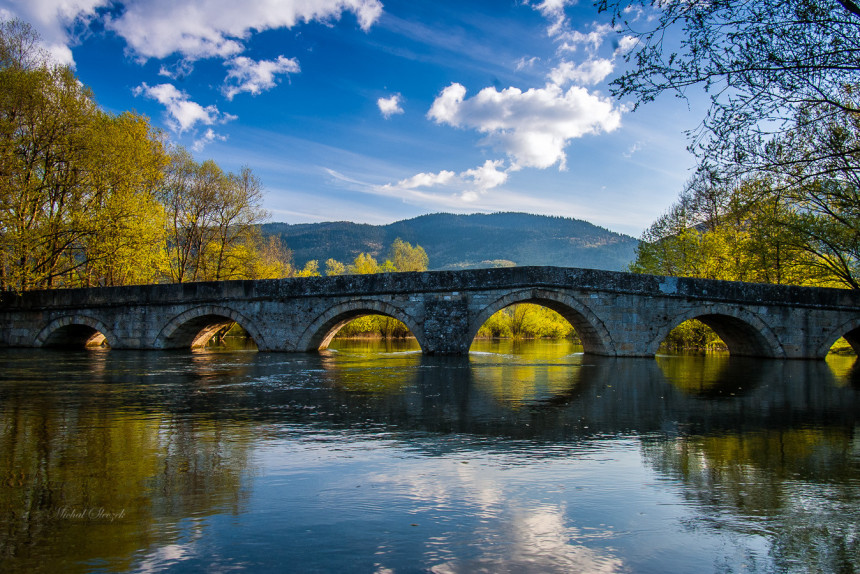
1, 0, 704, 236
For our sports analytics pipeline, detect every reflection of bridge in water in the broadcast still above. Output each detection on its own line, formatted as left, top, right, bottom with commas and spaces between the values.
4, 266, 860, 358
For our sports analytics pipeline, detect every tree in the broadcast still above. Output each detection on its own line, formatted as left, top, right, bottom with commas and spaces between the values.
348, 252, 380, 275
629, 170, 820, 285
324, 258, 346, 276
389, 238, 429, 272
246, 235, 293, 279
601, 0, 860, 179
0, 19, 170, 290
159, 150, 268, 282
293, 260, 320, 277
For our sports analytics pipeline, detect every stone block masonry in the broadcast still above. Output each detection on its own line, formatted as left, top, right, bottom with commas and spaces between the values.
2, 266, 860, 358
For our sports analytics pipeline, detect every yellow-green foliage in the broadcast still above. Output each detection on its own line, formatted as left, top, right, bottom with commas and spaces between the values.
315, 241, 432, 338
476, 303, 576, 340
660, 319, 726, 352
335, 315, 412, 338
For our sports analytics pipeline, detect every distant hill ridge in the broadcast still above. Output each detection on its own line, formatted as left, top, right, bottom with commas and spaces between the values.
260, 212, 639, 272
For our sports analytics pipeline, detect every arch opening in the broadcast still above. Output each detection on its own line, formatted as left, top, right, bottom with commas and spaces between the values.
829, 334, 859, 356
658, 314, 775, 358
315, 312, 418, 351
658, 319, 727, 354
42, 324, 110, 349
298, 300, 425, 353
471, 302, 582, 358
468, 290, 613, 357
162, 315, 258, 351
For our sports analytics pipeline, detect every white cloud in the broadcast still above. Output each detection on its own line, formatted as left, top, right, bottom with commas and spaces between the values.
530, 0, 577, 37
462, 160, 509, 194
158, 60, 195, 80
391, 169, 457, 190
223, 55, 300, 100
0, 0, 109, 66
557, 23, 617, 54
428, 82, 623, 170
615, 35, 638, 56
2, 0, 383, 66
377, 94, 404, 118
515, 56, 540, 71
192, 128, 227, 151
133, 82, 236, 132
382, 160, 510, 203
548, 59, 614, 86
105, 0, 384, 61
623, 141, 642, 158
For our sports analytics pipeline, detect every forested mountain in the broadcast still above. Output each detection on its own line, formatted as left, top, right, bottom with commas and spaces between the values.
261, 212, 638, 271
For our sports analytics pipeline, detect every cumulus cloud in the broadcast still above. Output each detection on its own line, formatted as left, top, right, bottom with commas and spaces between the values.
223, 55, 300, 100
428, 83, 622, 170
105, 0, 384, 61
382, 160, 510, 202
133, 82, 236, 132
548, 58, 614, 86
3, 0, 383, 66
377, 93, 404, 118
0, 0, 109, 66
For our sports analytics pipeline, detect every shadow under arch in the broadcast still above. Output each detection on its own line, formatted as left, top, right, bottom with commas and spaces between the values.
296, 299, 425, 352
649, 306, 785, 358
816, 316, 860, 359
467, 288, 615, 356
154, 305, 267, 350
34, 315, 116, 349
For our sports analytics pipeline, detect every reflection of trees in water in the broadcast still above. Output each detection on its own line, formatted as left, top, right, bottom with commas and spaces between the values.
0, 352, 255, 573
2, 346, 860, 572
656, 354, 773, 397
641, 416, 859, 572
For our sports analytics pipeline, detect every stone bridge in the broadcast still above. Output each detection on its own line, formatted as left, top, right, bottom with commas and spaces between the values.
2, 266, 860, 358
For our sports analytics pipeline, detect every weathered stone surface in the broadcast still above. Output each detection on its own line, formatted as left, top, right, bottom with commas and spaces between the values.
2, 266, 860, 358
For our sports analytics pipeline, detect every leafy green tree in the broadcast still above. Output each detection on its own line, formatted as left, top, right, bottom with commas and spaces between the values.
293, 260, 320, 277
0, 19, 171, 290
325, 258, 346, 276
348, 252, 380, 274
389, 238, 429, 272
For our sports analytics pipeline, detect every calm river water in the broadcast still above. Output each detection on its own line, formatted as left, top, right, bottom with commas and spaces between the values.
1, 339, 858, 573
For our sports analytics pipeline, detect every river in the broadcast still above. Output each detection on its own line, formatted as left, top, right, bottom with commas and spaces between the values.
1, 339, 858, 573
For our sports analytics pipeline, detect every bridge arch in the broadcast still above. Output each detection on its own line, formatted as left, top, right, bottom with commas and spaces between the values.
34, 315, 117, 349
815, 316, 860, 358
297, 299, 425, 352
154, 305, 268, 350
468, 289, 616, 356
649, 306, 785, 358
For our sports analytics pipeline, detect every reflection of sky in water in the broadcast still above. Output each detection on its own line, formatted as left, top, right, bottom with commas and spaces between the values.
246, 435, 677, 573
1, 342, 858, 573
